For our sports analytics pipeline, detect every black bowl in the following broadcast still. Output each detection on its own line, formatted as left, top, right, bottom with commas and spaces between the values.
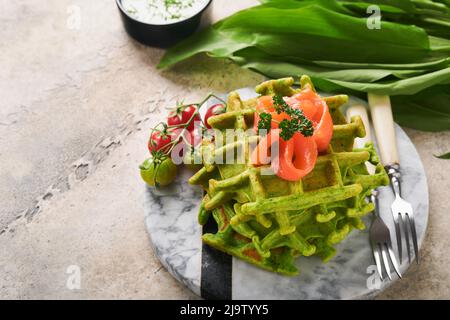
115, 0, 213, 48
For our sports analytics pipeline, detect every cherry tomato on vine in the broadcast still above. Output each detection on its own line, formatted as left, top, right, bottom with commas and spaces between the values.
168, 127, 202, 161
171, 127, 202, 148
186, 128, 202, 147
140, 156, 178, 187
148, 129, 173, 153
168, 104, 200, 131
204, 103, 226, 129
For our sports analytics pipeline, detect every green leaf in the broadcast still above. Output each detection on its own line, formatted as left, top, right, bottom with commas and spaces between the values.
160, 1, 438, 68
391, 85, 450, 131
157, 27, 249, 69
434, 152, 450, 159
340, 0, 416, 12
230, 54, 450, 95
233, 45, 450, 72
339, 2, 411, 14
312, 57, 450, 70
261, 0, 354, 14
318, 67, 450, 95
222, 5, 431, 62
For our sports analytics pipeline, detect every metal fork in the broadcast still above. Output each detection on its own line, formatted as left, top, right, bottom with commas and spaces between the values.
369, 190, 402, 280
346, 104, 401, 280
386, 164, 419, 264
369, 94, 419, 265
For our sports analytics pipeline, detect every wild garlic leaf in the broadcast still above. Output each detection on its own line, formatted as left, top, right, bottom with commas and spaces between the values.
434, 152, 450, 159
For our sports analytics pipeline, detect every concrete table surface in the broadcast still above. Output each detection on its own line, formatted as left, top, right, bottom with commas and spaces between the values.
0, 0, 449, 299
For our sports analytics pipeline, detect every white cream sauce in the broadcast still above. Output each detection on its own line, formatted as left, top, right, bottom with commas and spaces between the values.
122, 0, 209, 24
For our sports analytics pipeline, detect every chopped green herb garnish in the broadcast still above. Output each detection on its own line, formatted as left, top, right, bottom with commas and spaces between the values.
257, 112, 272, 134
257, 94, 314, 141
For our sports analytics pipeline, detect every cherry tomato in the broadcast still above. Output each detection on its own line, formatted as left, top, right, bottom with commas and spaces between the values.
204, 103, 226, 129
187, 128, 203, 147
168, 127, 202, 161
168, 104, 200, 131
171, 127, 202, 148
140, 156, 178, 187
148, 129, 172, 153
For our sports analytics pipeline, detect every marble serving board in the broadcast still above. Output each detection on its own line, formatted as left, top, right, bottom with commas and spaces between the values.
144, 89, 429, 300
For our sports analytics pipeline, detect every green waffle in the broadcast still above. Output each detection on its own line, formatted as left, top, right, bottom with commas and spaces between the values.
189, 76, 389, 275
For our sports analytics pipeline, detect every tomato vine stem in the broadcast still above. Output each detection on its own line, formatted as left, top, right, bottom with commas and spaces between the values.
144, 93, 228, 176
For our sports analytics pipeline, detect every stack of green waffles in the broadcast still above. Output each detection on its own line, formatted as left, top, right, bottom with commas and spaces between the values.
189, 76, 389, 275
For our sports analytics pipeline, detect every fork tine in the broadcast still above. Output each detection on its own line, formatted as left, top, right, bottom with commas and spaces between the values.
372, 243, 383, 280
393, 212, 403, 264
386, 243, 402, 279
380, 244, 392, 280
402, 214, 412, 263
406, 213, 420, 264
